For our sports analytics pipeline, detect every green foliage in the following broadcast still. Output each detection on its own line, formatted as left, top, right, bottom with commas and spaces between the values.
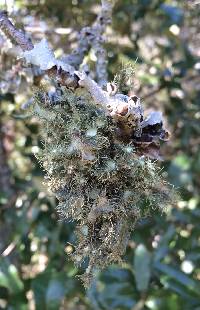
134, 244, 151, 292
88, 267, 138, 310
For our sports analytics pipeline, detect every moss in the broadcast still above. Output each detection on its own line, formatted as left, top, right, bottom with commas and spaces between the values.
33, 85, 176, 287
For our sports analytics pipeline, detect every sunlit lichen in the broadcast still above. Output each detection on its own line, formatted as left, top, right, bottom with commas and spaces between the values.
32, 82, 176, 287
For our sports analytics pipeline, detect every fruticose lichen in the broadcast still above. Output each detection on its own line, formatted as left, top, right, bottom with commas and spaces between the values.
32, 77, 175, 286
0, 1, 176, 288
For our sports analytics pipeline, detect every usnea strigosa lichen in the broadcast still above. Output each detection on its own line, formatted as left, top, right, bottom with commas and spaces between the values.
32, 71, 176, 287
0, 4, 176, 287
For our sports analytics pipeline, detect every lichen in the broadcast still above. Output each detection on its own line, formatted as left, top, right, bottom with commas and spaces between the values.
23, 38, 74, 72
32, 82, 175, 287
113, 61, 136, 93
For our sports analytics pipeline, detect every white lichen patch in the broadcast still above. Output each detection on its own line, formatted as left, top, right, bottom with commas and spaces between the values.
23, 39, 56, 70
141, 111, 163, 127
23, 39, 73, 72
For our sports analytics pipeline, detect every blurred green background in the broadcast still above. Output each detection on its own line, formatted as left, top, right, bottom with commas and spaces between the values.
0, 0, 200, 309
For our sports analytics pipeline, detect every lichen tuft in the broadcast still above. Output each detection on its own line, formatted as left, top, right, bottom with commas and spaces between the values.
33, 82, 176, 287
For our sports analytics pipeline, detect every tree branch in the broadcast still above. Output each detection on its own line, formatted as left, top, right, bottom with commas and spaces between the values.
0, 10, 33, 51
64, 0, 113, 86
93, 0, 113, 86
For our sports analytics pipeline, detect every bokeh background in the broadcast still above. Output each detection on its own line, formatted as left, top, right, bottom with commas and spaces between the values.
0, 0, 200, 309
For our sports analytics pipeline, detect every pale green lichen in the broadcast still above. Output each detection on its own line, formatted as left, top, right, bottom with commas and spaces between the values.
113, 61, 136, 93
33, 84, 175, 287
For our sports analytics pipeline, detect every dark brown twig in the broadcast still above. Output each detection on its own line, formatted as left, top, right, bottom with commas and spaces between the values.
142, 85, 164, 100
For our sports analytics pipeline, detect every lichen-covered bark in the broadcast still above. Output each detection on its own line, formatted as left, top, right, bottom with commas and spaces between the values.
65, 0, 113, 86
0, 10, 33, 51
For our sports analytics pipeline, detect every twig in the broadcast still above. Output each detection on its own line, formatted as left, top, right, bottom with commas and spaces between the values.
91, 0, 113, 86
65, 0, 113, 85
0, 10, 33, 51
142, 73, 200, 100
1, 241, 17, 257
131, 293, 148, 310
142, 84, 164, 100
63, 27, 91, 69
90, 0, 113, 86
